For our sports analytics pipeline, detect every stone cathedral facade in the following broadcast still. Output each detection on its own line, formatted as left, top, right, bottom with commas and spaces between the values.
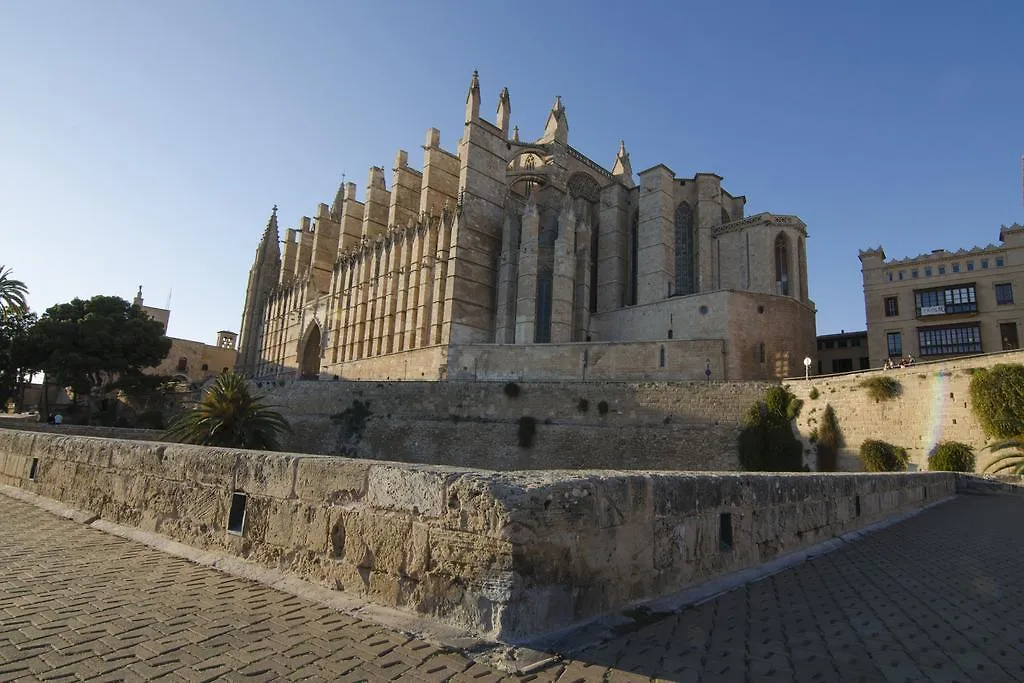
236, 73, 816, 382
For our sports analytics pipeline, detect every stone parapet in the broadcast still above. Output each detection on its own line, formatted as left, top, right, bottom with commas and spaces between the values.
0, 429, 954, 642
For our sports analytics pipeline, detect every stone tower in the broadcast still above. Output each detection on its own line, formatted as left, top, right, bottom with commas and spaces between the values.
236, 207, 281, 375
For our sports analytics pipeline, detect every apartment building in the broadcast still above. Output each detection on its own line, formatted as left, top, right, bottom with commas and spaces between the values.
859, 223, 1024, 365
815, 330, 870, 374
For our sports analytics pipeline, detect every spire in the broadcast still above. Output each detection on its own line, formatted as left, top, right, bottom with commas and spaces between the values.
497, 86, 511, 137
542, 95, 568, 145
465, 69, 480, 123
331, 179, 346, 218
611, 140, 635, 188
264, 205, 280, 239
512, 126, 520, 142
133, 286, 143, 307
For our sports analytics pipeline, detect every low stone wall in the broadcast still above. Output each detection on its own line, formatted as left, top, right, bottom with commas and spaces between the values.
262, 379, 771, 471
0, 422, 168, 441
0, 429, 956, 642
791, 349, 1024, 471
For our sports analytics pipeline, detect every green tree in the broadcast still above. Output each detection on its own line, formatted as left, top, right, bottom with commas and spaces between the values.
968, 364, 1024, 439
0, 310, 37, 409
859, 439, 909, 472
19, 295, 171, 404
738, 385, 804, 471
165, 371, 291, 450
0, 266, 28, 319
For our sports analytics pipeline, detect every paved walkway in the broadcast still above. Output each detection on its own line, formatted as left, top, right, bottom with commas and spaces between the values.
1, 492, 1023, 682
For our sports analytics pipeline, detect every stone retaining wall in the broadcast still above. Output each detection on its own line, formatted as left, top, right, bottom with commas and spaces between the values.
0, 429, 956, 642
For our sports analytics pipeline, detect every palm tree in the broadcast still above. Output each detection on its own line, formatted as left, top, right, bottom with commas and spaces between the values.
165, 371, 292, 450
0, 266, 28, 319
983, 438, 1024, 475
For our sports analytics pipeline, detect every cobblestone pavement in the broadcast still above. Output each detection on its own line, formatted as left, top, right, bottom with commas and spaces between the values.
1, 492, 1023, 682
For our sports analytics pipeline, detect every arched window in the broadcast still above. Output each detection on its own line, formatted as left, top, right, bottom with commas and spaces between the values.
674, 203, 694, 295
775, 233, 790, 296
176, 357, 187, 373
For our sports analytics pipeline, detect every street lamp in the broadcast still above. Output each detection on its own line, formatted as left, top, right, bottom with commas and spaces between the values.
803, 356, 812, 381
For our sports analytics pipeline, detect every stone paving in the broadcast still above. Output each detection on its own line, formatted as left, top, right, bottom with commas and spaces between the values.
1, 491, 1023, 682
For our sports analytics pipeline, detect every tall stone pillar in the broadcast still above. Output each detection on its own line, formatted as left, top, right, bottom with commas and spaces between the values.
416, 219, 439, 347
550, 195, 576, 343
636, 165, 675, 304
404, 228, 425, 349
430, 212, 454, 346
494, 204, 520, 343
695, 173, 723, 293
514, 195, 540, 344
574, 214, 592, 341
395, 226, 414, 351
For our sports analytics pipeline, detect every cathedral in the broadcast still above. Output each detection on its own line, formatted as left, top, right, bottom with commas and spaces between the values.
237, 72, 816, 382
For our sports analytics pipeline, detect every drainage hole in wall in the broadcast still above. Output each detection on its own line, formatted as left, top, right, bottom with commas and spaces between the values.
719, 512, 733, 551
227, 491, 247, 535
28, 458, 38, 481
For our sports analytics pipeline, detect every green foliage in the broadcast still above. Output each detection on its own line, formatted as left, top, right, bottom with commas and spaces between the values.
19, 295, 171, 402
577, 398, 589, 412
738, 386, 804, 471
982, 438, 1024, 475
808, 387, 820, 400
928, 441, 975, 472
517, 416, 537, 448
165, 371, 292, 450
0, 266, 28, 319
597, 400, 609, 416
968, 364, 1024, 439
0, 310, 37, 410
858, 439, 909, 472
816, 404, 842, 472
859, 375, 901, 402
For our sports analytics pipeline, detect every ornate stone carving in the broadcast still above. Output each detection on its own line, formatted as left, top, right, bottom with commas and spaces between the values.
567, 173, 601, 203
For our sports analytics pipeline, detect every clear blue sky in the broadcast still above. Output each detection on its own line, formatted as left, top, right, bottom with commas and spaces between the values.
2, 1, 1022, 343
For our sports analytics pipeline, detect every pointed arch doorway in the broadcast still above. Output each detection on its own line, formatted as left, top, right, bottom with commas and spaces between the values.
299, 321, 322, 380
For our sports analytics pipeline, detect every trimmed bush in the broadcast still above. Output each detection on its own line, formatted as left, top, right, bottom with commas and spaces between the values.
597, 400, 609, 416
738, 386, 804, 472
517, 416, 537, 448
859, 376, 901, 402
808, 387, 820, 400
503, 382, 521, 398
815, 404, 842, 472
859, 439, 909, 472
577, 398, 589, 413
928, 441, 975, 472
968, 363, 1024, 438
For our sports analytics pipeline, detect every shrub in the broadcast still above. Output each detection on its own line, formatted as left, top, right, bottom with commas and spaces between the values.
815, 404, 842, 472
859, 439, 909, 472
738, 385, 804, 471
331, 399, 372, 441
859, 376, 901, 402
503, 382, 521, 398
928, 441, 975, 472
597, 400, 609, 416
808, 387, 820, 400
968, 363, 1024, 439
517, 416, 537, 448
577, 398, 589, 413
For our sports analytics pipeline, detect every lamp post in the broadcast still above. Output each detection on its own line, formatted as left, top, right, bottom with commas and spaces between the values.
803, 356, 812, 381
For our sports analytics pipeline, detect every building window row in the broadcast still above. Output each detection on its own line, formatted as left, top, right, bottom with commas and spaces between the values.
915, 284, 977, 316
888, 256, 1005, 282
918, 323, 982, 357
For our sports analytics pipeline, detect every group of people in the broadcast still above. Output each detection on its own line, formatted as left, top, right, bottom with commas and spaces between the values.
883, 355, 916, 370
